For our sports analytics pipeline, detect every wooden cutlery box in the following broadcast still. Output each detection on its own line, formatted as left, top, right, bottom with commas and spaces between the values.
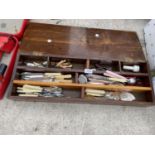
8, 22, 155, 106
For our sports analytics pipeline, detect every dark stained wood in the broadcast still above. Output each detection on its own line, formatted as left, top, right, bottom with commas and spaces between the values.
8, 22, 155, 106
16, 65, 149, 77
9, 94, 153, 107
20, 22, 145, 63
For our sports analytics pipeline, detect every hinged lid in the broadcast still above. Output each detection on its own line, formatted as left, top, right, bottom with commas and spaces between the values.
20, 22, 146, 63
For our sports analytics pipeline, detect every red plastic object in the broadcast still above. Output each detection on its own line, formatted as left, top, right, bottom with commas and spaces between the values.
0, 19, 29, 99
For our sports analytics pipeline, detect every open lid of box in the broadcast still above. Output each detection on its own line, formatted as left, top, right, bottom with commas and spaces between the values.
19, 22, 146, 63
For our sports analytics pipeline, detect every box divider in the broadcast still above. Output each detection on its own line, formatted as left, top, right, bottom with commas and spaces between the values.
119, 61, 122, 72
75, 72, 79, 83
81, 87, 85, 98
47, 56, 50, 68
86, 59, 90, 69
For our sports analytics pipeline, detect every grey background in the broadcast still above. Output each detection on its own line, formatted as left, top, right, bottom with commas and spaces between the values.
0, 19, 155, 135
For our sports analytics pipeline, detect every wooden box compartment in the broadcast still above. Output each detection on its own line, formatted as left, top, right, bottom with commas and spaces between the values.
15, 68, 76, 83
18, 55, 48, 67
10, 54, 154, 106
84, 90, 153, 103
8, 22, 155, 106
11, 84, 82, 99
90, 60, 120, 71
120, 61, 148, 73
49, 57, 86, 70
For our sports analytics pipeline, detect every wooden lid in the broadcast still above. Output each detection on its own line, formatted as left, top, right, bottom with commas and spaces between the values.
20, 22, 146, 62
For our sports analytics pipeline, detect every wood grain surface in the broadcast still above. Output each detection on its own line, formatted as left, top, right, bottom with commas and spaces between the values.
20, 23, 145, 62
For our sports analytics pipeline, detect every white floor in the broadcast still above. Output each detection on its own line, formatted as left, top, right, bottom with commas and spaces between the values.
0, 19, 155, 135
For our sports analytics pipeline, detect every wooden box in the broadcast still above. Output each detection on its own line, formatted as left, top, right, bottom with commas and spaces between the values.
8, 22, 155, 106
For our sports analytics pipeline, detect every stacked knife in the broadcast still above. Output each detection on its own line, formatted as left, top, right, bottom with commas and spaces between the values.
85, 88, 136, 101
20, 72, 73, 83
78, 69, 136, 85
25, 61, 48, 68
17, 85, 64, 97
